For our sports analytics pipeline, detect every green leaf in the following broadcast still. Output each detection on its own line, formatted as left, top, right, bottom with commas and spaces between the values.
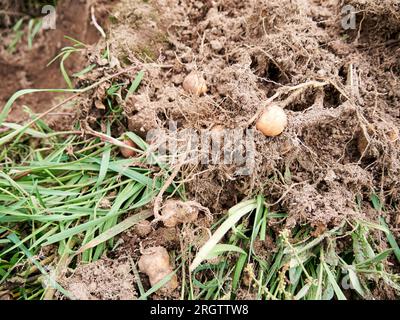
250, 195, 264, 256
0, 88, 76, 127
96, 122, 112, 187
370, 193, 382, 212
355, 249, 393, 268
294, 283, 311, 300
380, 217, 400, 263
73, 64, 96, 77
323, 262, 346, 300
189, 199, 257, 271
232, 252, 247, 293
7, 233, 73, 299
76, 210, 152, 254
348, 268, 365, 297
138, 268, 179, 300
207, 244, 246, 259
126, 70, 144, 100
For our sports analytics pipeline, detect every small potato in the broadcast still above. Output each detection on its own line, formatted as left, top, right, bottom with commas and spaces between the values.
120, 139, 137, 158
182, 72, 207, 96
138, 246, 178, 292
134, 220, 152, 237
256, 105, 288, 137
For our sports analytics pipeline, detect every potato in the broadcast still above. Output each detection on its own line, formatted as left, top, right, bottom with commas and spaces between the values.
182, 72, 207, 96
133, 220, 152, 237
120, 139, 137, 158
256, 105, 288, 137
138, 246, 178, 292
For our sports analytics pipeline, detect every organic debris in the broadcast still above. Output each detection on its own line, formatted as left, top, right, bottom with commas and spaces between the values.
59, 258, 136, 300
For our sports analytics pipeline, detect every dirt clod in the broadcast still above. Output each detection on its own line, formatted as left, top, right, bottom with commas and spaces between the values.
134, 220, 152, 237
160, 199, 200, 228
138, 246, 178, 293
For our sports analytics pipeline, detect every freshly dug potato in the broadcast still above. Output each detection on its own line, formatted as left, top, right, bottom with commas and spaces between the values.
120, 139, 137, 158
138, 246, 178, 292
160, 199, 199, 228
182, 72, 207, 96
133, 220, 152, 237
256, 105, 287, 137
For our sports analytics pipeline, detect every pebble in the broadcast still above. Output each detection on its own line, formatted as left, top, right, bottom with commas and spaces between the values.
210, 40, 223, 51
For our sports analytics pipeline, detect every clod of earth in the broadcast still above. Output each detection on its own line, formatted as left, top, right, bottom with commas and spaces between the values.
160, 199, 199, 228
387, 127, 399, 143
182, 72, 207, 96
256, 105, 288, 137
210, 40, 223, 52
138, 246, 178, 293
134, 220, 152, 237
120, 138, 137, 158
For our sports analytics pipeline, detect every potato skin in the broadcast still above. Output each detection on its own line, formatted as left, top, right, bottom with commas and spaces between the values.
183, 72, 207, 96
120, 139, 137, 158
138, 246, 178, 292
256, 105, 288, 137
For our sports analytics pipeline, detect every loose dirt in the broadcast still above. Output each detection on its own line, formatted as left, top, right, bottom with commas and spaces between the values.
0, 0, 114, 123
1, 0, 399, 300
81, 0, 400, 228
59, 257, 136, 300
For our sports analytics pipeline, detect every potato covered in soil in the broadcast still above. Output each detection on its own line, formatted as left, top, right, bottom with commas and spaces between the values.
387, 127, 399, 143
138, 246, 178, 292
160, 199, 199, 228
133, 220, 152, 237
120, 138, 137, 158
256, 105, 288, 137
182, 72, 207, 96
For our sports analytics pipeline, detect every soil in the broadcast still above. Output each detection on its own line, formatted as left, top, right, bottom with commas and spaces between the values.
1, 0, 399, 300
59, 257, 137, 300
0, 0, 115, 123
84, 0, 400, 228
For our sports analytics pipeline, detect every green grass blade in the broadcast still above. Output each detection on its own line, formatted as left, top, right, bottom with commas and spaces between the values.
76, 210, 152, 254
207, 244, 247, 259
379, 217, 400, 263
189, 199, 257, 271
7, 233, 73, 299
323, 262, 346, 300
125, 70, 144, 100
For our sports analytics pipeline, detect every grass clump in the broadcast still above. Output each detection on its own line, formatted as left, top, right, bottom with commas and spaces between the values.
0, 63, 182, 299
0, 119, 179, 299
188, 196, 400, 300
